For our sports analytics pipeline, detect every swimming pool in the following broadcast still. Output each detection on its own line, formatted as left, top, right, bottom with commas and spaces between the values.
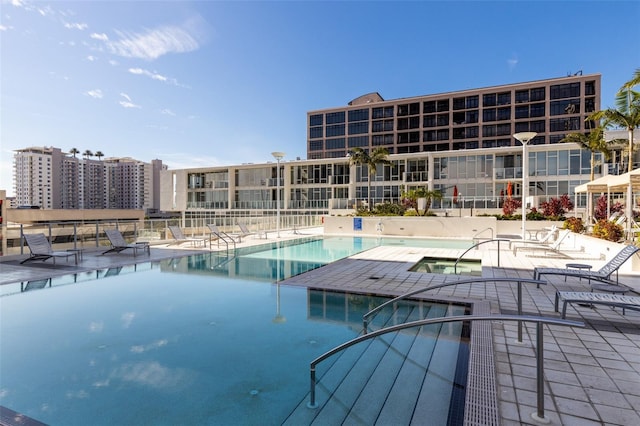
0, 237, 471, 425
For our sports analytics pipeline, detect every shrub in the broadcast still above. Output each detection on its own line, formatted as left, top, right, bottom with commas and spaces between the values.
594, 196, 624, 220
526, 208, 546, 221
502, 197, 522, 217
592, 219, 624, 242
563, 217, 584, 233
539, 194, 573, 220
372, 202, 405, 216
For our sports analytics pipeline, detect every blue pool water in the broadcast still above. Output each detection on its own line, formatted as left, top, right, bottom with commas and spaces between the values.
0, 237, 471, 425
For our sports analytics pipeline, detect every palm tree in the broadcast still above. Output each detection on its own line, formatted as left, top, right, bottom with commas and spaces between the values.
588, 70, 640, 173
69, 147, 79, 158
83, 149, 93, 160
560, 126, 611, 181
95, 151, 104, 161
349, 147, 391, 211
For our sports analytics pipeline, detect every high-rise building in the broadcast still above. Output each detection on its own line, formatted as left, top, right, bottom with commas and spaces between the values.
13, 147, 164, 212
307, 73, 601, 159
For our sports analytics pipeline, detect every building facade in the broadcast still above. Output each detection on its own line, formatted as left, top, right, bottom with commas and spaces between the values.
307, 73, 601, 158
13, 147, 165, 212
162, 74, 625, 226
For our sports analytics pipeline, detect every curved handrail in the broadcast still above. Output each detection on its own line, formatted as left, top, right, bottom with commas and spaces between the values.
362, 277, 546, 341
309, 314, 583, 422
454, 238, 510, 273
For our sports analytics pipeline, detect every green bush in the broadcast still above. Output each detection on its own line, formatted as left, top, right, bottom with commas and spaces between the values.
592, 219, 624, 242
372, 202, 405, 216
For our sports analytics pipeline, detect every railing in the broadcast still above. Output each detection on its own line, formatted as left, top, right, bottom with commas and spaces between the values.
309, 314, 583, 423
454, 238, 510, 273
472, 227, 494, 241
362, 277, 546, 342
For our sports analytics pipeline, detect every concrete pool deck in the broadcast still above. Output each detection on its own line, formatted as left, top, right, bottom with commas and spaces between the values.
1, 228, 639, 425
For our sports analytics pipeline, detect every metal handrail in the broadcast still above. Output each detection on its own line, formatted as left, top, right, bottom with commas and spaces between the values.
454, 238, 510, 273
471, 226, 494, 241
362, 277, 546, 342
210, 231, 236, 252
309, 314, 583, 424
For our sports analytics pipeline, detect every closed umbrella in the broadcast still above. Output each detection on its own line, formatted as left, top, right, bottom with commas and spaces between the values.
453, 185, 458, 205
507, 181, 513, 199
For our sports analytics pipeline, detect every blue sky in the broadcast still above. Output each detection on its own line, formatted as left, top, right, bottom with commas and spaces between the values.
1, 0, 639, 196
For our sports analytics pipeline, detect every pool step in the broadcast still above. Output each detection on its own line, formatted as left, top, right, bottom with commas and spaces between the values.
283, 304, 463, 425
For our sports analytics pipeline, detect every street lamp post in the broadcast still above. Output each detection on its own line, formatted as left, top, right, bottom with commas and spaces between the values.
513, 132, 537, 241
271, 151, 285, 238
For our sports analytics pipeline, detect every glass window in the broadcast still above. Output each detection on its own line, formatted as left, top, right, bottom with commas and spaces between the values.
530, 87, 545, 101
466, 96, 479, 109
437, 113, 449, 126
398, 104, 409, 116
497, 92, 511, 105
348, 109, 369, 122
348, 122, 368, 135
309, 114, 323, 126
326, 111, 345, 124
483, 109, 496, 122
466, 110, 479, 123
397, 118, 409, 130
372, 107, 384, 119
585, 80, 596, 96
550, 83, 580, 99
424, 115, 436, 128
372, 120, 384, 132
453, 97, 465, 110
309, 140, 322, 151
453, 111, 465, 125
423, 101, 436, 113
551, 99, 581, 116
409, 103, 420, 115
515, 122, 529, 133
437, 100, 450, 112
496, 123, 511, 136
409, 116, 420, 129
466, 126, 479, 138
348, 136, 369, 147
497, 107, 511, 121
423, 130, 436, 141
483, 93, 497, 107
483, 125, 496, 137
530, 120, 545, 133
326, 124, 345, 137
437, 129, 449, 140
530, 103, 545, 117
326, 138, 345, 149
310, 127, 323, 139
515, 90, 529, 104
515, 105, 529, 119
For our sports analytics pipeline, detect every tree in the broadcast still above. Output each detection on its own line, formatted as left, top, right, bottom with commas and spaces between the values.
349, 147, 391, 211
69, 147, 79, 158
95, 151, 104, 160
588, 69, 640, 173
401, 187, 443, 216
83, 149, 93, 160
560, 126, 610, 181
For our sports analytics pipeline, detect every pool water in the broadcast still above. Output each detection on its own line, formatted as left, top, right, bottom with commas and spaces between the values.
409, 256, 482, 276
0, 237, 472, 425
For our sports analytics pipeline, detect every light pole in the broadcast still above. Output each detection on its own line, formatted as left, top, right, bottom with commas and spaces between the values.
271, 151, 285, 238
513, 132, 537, 240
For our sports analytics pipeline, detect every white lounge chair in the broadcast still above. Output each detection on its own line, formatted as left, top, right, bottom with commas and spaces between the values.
21, 233, 78, 265
102, 229, 150, 256
512, 229, 571, 256
236, 222, 267, 241
168, 226, 207, 247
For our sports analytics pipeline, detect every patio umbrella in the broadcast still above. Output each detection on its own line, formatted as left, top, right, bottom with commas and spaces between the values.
453, 185, 458, 204
506, 181, 513, 199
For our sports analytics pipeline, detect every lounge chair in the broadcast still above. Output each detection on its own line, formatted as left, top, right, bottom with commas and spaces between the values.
236, 222, 267, 241
554, 291, 640, 319
102, 229, 150, 256
21, 233, 78, 265
534, 245, 640, 284
207, 224, 239, 246
512, 229, 571, 256
168, 225, 207, 247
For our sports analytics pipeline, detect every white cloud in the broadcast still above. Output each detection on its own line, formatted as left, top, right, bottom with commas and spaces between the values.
120, 92, 132, 102
91, 32, 109, 42
86, 55, 97, 61
507, 55, 518, 70
161, 109, 176, 116
119, 92, 141, 108
109, 361, 194, 390
121, 312, 135, 328
85, 89, 103, 99
105, 25, 200, 60
64, 22, 87, 30
128, 67, 167, 82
